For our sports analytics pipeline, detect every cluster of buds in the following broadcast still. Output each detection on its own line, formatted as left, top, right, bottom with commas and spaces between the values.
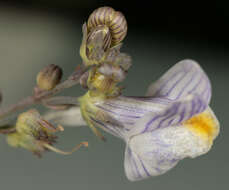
76, 7, 132, 141
7, 109, 87, 157
79, 6, 131, 97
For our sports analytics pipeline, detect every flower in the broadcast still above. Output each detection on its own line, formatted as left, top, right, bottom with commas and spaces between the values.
46, 59, 219, 181
97, 59, 219, 181
7, 109, 88, 157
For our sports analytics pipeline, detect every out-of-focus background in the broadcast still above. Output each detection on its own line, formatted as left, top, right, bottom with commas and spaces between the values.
0, 1, 228, 189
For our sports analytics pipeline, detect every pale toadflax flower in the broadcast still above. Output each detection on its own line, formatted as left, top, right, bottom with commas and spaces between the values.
0, 6, 220, 182
48, 59, 219, 181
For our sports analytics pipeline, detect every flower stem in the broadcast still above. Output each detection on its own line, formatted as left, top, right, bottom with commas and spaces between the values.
0, 65, 88, 124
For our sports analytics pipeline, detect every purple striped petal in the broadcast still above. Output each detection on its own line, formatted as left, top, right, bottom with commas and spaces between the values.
146, 59, 211, 104
95, 96, 172, 138
124, 146, 153, 181
127, 93, 207, 137
89, 60, 211, 139
90, 116, 125, 139
125, 127, 180, 181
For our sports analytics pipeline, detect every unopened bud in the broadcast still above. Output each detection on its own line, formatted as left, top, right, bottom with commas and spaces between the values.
80, 23, 112, 66
36, 64, 62, 90
85, 26, 111, 62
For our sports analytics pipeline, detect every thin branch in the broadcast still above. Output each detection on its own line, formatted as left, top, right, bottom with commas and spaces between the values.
0, 125, 16, 134
0, 65, 88, 122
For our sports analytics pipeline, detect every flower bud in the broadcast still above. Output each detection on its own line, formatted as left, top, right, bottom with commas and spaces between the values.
36, 64, 63, 90
85, 26, 111, 62
80, 24, 111, 66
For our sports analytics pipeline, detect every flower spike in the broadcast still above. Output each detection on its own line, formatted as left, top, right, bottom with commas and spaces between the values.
0, 6, 219, 182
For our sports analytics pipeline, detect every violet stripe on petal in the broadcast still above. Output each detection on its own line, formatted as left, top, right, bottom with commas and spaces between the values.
127, 96, 172, 105
125, 94, 207, 136
138, 155, 151, 177
90, 117, 124, 138
164, 72, 188, 97
151, 61, 193, 97
128, 148, 142, 179
102, 96, 170, 116
175, 72, 197, 99
164, 64, 197, 99
96, 105, 142, 119
151, 94, 206, 131
155, 72, 186, 97
146, 59, 211, 104
153, 70, 184, 97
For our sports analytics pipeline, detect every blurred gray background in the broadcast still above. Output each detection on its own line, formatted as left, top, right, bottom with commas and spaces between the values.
0, 1, 228, 190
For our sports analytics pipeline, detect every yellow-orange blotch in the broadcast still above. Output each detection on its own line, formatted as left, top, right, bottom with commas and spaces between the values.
184, 111, 219, 143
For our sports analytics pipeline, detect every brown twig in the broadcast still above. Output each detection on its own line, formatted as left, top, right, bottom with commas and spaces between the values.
0, 65, 88, 124
0, 126, 16, 134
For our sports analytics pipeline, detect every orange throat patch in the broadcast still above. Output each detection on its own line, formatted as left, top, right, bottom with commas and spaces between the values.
184, 110, 219, 143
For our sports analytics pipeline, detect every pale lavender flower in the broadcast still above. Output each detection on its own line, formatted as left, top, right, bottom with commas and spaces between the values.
47, 59, 219, 181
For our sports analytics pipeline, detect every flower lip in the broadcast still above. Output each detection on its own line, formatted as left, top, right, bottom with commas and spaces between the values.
124, 105, 219, 181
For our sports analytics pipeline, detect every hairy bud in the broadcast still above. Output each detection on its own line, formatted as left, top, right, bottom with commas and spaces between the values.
36, 64, 63, 90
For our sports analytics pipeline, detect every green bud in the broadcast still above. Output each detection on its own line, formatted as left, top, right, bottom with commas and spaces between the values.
36, 64, 62, 90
